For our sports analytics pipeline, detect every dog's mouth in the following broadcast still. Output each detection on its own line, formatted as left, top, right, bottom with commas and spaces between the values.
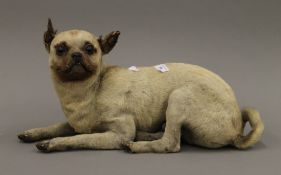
55, 61, 95, 82
64, 62, 90, 74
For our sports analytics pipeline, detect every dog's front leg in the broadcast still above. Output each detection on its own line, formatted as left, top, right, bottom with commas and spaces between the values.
18, 122, 76, 143
36, 132, 123, 152
35, 116, 136, 152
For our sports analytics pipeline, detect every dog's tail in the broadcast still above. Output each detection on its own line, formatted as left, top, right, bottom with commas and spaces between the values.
233, 108, 264, 149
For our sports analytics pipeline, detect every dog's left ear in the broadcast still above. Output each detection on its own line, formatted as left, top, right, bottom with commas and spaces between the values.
98, 31, 120, 55
44, 18, 57, 52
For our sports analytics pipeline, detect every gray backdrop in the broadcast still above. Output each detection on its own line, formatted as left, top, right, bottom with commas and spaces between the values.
0, 0, 280, 175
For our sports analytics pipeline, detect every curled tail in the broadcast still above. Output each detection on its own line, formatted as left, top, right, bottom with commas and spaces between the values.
233, 108, 264, 149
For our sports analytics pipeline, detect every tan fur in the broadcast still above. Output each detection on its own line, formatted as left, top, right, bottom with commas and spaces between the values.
18, 27, 264, 153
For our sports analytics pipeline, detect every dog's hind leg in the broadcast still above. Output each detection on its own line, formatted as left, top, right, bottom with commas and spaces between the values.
124, 87, 191, 153
18, 122, 76, 143
135, 131, 164, 141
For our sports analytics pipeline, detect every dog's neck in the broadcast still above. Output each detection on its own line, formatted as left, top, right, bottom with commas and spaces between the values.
50, 64, 104, 133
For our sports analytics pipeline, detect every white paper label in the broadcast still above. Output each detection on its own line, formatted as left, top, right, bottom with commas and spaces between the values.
128, 66, 139, 71
154, 64, 169, 73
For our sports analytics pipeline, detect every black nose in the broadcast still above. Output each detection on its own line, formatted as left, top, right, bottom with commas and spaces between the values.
71, 52, 83, 63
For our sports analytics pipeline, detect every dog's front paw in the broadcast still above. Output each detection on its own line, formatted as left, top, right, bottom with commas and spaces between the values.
18, 132, 35, 143
36, 140, 51, 153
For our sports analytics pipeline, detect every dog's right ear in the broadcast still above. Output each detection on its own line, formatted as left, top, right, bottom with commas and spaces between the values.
44, 18, 57, 52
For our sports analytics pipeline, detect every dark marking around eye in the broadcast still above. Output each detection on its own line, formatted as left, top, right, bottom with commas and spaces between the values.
83, 41, 96, 55
54, 42, 69, 56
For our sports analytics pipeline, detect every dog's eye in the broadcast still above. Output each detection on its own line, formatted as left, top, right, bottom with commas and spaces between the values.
55, 44, 68, 56
84, 44, 96, 55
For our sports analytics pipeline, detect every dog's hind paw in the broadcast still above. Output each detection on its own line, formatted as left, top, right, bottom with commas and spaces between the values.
36, 140, 51, 153
121, 141, 135, 153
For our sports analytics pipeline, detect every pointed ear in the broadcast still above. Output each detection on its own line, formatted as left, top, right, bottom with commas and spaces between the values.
98, 31, 120, 55
44, 18, 57, 52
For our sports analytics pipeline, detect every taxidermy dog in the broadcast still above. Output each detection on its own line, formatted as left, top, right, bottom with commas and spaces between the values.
18, 19, 264, 153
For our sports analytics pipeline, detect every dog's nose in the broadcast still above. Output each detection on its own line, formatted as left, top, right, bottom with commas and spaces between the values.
71, 52, 83, 63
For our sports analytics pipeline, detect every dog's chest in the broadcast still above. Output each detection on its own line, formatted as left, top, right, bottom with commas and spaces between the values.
61, 97, 97, 133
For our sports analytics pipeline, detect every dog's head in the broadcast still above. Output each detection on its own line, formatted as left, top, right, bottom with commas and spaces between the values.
44, 19, 120, 82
